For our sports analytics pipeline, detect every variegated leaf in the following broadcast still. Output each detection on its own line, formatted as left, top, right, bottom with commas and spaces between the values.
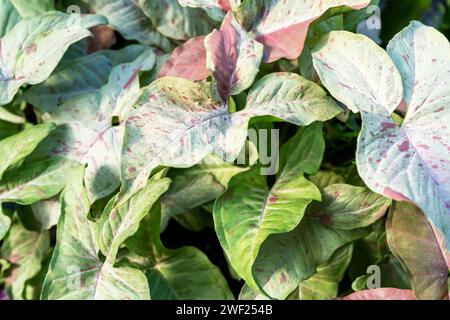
205, 11, 263, 102
250, 0, 370, 62
120, 73, 340, 204
0, 11, 107, 105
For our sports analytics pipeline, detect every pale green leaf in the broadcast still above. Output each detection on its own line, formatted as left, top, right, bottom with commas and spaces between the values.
0, 123, 55, 180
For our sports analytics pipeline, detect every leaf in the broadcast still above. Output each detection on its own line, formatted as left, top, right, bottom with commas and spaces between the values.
157, 36, 210, 81
0, 0, 21, 36
121, 73, 341, 204
24, 45, 151, 114
178, 0, 230, 21
41, 165, 150, 300
249, 0, 370, 63
214, 123, 324, 292
34, 50, 155, 203
315, 184, 391, 230
297, 244, 353, 300
126, 203, 234, 300
1, 217, 50, 300
84, 0, 171, 51
386, 201, 450, 300
0, 159, 80, 205
339, 288, 417, 300
161, 154, 248, 229
97, 177, 171, 263
0, 123, 55, 180
8, 0, 54, 17
312, 22, 450, 249
141, 0, 216, 41
312, 31, 403, 115
205, 12, 263, 102
0, 11, 107, 105
309, 170, 346, 190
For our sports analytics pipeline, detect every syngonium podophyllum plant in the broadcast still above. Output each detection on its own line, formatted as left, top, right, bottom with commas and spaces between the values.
0, 0, 449, 301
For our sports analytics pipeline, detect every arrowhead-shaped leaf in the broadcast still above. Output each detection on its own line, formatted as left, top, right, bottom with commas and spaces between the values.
158, 36, 210, 81
386, 201, 450, 300
34, 50, 155, 202
120, 73, 340, 205
0, 11, 107, 105
312, 22, 450, 249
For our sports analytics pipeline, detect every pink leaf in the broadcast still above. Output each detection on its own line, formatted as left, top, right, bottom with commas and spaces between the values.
158, 36, 209, 81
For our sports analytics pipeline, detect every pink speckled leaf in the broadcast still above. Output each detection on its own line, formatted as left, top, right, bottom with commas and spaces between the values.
35, 50, 156, 203
0, 11, 107, 105
158, 36, 209, 81
250, 0, 370, 63
312, 22, 450, 249
339, 288, 416, 300
386, 201, 450, 300
120, 73, 340, 204
205, 12, 263, 102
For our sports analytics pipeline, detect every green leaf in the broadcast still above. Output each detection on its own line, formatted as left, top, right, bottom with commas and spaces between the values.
126, 203, 234, 300
214, 123, 324, 293
41, 165, 150, 300
97, 177, 171, 263
0, 123, 55, 181
239, 215, 368, 299
84, 0, 171, 51
0, 11, 107, 105
386, 201, 450, 300
1, 217, 50, 300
